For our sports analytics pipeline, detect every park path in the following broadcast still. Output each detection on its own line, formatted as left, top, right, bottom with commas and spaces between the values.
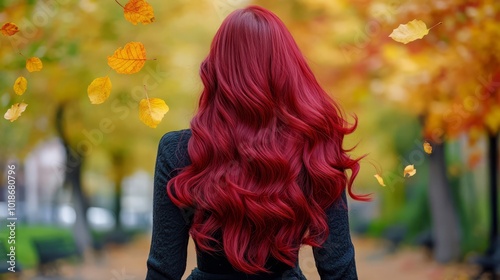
21, 235, 477, 280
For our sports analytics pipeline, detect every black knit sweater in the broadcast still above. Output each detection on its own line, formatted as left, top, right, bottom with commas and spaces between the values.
146, 129, 358, 280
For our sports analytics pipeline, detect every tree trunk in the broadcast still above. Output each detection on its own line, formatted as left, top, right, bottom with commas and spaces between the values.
486, 133, 498, 255
111, 151, 126, 231
114, 176, 123, 230
55, 103, 92, 255
428, 141, 461, 262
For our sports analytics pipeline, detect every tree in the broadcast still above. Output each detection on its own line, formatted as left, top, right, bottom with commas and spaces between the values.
0, 0, 237, 254
350, 0, 500, 262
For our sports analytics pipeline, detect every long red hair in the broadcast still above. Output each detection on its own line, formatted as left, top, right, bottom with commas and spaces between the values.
167, 5, 367, 274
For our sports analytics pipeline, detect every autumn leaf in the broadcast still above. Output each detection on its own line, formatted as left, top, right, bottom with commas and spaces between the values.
1, 22, 19, 36
374, 174, 386, 187
389, 20, 439, 44
107, 42, 147, 74
88, 76, 112, 104
124, 0, 155, 25
139, 97, 168, 128
423, 141, 432, 154
13, 76, 27, 95
4, 102, 27, 122
26, 57, 43, 72
403, 164, 416, 177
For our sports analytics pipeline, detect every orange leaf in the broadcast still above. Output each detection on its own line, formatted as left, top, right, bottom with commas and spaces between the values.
124, 0, 155, 25
374, 174, 386, 187
88, 76, 112, 104
13, 76, 27, 95
107, 42, 147, 74
139, 97, 169, 128
26, 57, 43, 72
403, 165, 416, 177
423, 141, 432, 154
4, 102, 27, 122
1, 22, 19, 36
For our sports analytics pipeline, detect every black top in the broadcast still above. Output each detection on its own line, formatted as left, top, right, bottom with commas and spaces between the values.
146, 129, 358, 280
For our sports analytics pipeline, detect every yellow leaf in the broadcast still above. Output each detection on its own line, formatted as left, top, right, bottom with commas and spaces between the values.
423, 141, 432, 154
374, 174, 386, 187
88, 76, 112, 104
404, 164, 416, 177
4, 102, 27, 122
124, 0, 155, 25
389, 19, 430, 44
13, 76, 27, 95
1, 22, 19, 36
26, 57, 43, 72
139, 98, 168, 128
107, 42, 147, 74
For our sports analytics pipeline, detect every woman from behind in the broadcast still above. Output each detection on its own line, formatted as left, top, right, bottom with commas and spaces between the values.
146, 5, 367, 280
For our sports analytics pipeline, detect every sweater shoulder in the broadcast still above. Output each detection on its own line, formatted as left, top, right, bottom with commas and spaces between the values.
158, 129, 192, 169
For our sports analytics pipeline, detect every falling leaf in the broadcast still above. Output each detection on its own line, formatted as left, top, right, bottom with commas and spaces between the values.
374, 174, 386, 187
107, 42, 147, 74
26, 57, 43, 72
139, 97, 168, 128
4, 102, 27, 122
13, 76, 27, 95
404, 165, 417, 177
1, 22, 19, 36
88, 76, 112, 104
389, 19, 432, 44
423, 141, 432, 154
124, 0, 155, 25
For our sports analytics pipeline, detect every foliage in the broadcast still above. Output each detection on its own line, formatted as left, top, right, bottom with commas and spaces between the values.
0, 225, 73, 268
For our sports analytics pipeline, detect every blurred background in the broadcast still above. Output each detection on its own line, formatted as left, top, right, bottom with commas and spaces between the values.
0, 0, 499, 279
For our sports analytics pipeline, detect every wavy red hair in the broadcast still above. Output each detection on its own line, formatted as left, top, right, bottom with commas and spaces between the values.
167, 5, 367, 274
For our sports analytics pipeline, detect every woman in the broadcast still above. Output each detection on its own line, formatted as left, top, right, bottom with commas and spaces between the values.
146, 5, 367, 280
